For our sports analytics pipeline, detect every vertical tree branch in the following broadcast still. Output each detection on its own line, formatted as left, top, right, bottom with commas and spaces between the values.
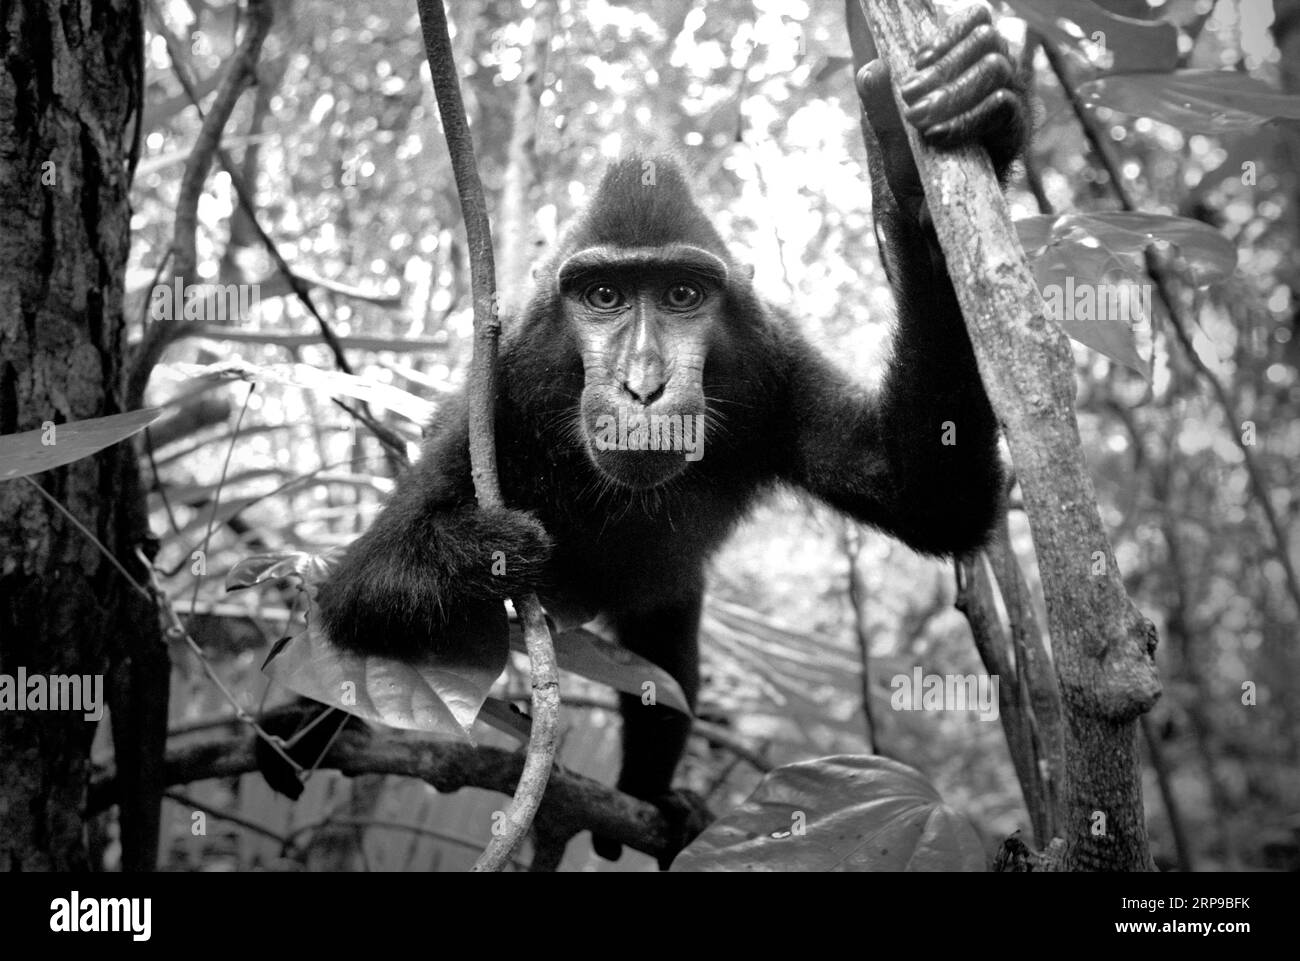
985, 520, 1064, 840
414, 0, 559, 874
1139, 714, 1195, 871
496, 0, 552, 311
858, 0, 1160, 870
955, 553, 1054, 845
841, 524, 877, 752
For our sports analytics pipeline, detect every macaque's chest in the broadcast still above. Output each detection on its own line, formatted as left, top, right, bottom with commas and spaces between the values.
540, 480, 759, 608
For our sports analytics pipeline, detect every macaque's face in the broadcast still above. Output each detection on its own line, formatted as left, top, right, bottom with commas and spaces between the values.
559, 249, 725, 489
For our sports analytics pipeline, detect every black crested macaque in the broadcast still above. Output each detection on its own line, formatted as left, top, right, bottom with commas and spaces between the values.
311, 7, 1026, 863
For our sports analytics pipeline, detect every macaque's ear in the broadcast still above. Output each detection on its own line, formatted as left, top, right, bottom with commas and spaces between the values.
740, 263, 756, 282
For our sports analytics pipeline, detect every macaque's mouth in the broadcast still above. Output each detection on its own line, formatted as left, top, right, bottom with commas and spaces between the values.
580, 407, 707, 488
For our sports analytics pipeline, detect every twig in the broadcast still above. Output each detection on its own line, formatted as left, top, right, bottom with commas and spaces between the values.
954, 552, 1052, 846
144, 432, 181, 535
17, 473, 303, 779
129, 0, 272, 409
163, 789, 289, 846
985, 523, 1063, 841
136, 548, 302, 775
1178, 8, 1216, 67
135, 380, 305, 779
1138, 715, 1195, 871
841, 523, 877, 752
287, 816, 524, 866
139, 2, 409, 466
185, 384, 255, 616
414, 0, 559, 873
184, 326, 445, 352
21, 477, 153, 603
496, 0, 552, 305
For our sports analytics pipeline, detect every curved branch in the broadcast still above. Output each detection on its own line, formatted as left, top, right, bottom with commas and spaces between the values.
414, 0, 559, 873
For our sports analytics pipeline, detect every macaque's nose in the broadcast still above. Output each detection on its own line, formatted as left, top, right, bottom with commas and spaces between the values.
621, 303, 667, 405
622, 360, 666, 406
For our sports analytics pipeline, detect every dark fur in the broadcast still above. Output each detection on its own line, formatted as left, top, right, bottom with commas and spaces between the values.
307, 14, 1025, 864
320, 149, 1007, 658
316, 151, 1004, 796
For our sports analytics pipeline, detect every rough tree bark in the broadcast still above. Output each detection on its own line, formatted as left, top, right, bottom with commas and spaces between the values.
855, 0, 1161, 871
0, 0, 166, 870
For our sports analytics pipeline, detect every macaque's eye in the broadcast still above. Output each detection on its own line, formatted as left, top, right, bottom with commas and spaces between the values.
584, 283, 625, 311
664, 282, 704, 310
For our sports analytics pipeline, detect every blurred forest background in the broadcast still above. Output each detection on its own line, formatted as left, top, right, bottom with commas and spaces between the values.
111, 0, 1299, 871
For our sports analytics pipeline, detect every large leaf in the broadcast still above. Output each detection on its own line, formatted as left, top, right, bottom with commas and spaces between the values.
262, 611, 509, 738
235, 550, 691, 727
0, 408, 163, 481
172, 359, 435, 425
507, 619, 691, 716
1079, 70, 1300, 133
1028, 246, 1150, 376
1002, 0, 1178, 74
672, 755, 985, 872
234, 550, 509, 736
1015, 211, 1237, 376
1016, 211, 1237, 286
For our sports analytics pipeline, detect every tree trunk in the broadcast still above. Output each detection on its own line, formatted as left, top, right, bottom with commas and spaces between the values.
854, 0, 1160, 870
0, 0, 166, 871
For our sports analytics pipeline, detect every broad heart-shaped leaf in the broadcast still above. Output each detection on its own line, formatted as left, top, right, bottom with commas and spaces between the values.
263, 608, 509, 738
507, 618, 692, 717
1015, 211, 1238, 377
1027, 244, 1151, 377
1002, 0, 1178, 75
1016, 211, 1237, 286
1079, 70, 1300, 133
171, 359, 435, 425
0, 408, 163, 481
671, 755, 985, 872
